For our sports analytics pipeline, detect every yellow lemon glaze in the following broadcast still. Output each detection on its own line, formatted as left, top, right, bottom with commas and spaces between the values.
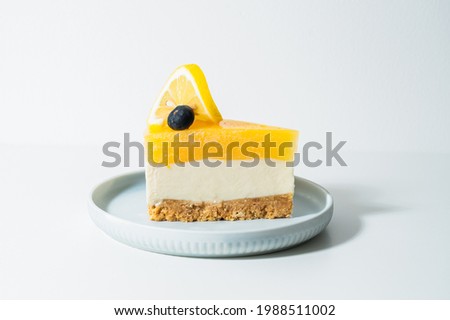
146, 65, 298, 165
145, 120, 298, 165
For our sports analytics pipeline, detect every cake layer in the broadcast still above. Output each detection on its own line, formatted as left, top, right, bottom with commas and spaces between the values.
146, 160, 294, 205
149, 194, 293, 222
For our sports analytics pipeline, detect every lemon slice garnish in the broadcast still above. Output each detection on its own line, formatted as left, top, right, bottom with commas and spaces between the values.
148, 64, 222, 131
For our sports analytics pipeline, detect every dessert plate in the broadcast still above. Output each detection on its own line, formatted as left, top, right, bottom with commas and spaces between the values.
88, 171, 333, 257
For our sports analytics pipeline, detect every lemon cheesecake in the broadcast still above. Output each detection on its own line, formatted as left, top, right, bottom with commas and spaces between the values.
145, 64, 298, 222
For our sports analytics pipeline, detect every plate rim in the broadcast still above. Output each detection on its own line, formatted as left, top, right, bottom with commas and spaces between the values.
88, 170, 333, 237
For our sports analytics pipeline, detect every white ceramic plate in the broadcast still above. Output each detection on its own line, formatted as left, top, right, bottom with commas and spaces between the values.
88, 171, 333, 257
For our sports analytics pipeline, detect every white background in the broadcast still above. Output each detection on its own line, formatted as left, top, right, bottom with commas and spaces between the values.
1, 0, 450, 299
1, 0, 449, 152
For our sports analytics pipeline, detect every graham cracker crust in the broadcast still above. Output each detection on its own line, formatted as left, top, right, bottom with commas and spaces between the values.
149, 193, 293, 222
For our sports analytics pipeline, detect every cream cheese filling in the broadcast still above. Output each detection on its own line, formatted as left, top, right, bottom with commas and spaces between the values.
146, 160, 294, 204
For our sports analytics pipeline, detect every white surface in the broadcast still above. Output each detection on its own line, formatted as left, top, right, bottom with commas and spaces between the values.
1, 0, 450, 153
89, 172, 332, 257
0, 146, 449, 299
146, 161, 294, 203
0, 0, 449, 299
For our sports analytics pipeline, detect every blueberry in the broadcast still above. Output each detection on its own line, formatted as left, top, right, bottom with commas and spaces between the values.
167, 105, 195, 130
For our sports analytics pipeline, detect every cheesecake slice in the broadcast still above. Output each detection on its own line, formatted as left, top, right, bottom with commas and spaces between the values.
145, 64, 298, 222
